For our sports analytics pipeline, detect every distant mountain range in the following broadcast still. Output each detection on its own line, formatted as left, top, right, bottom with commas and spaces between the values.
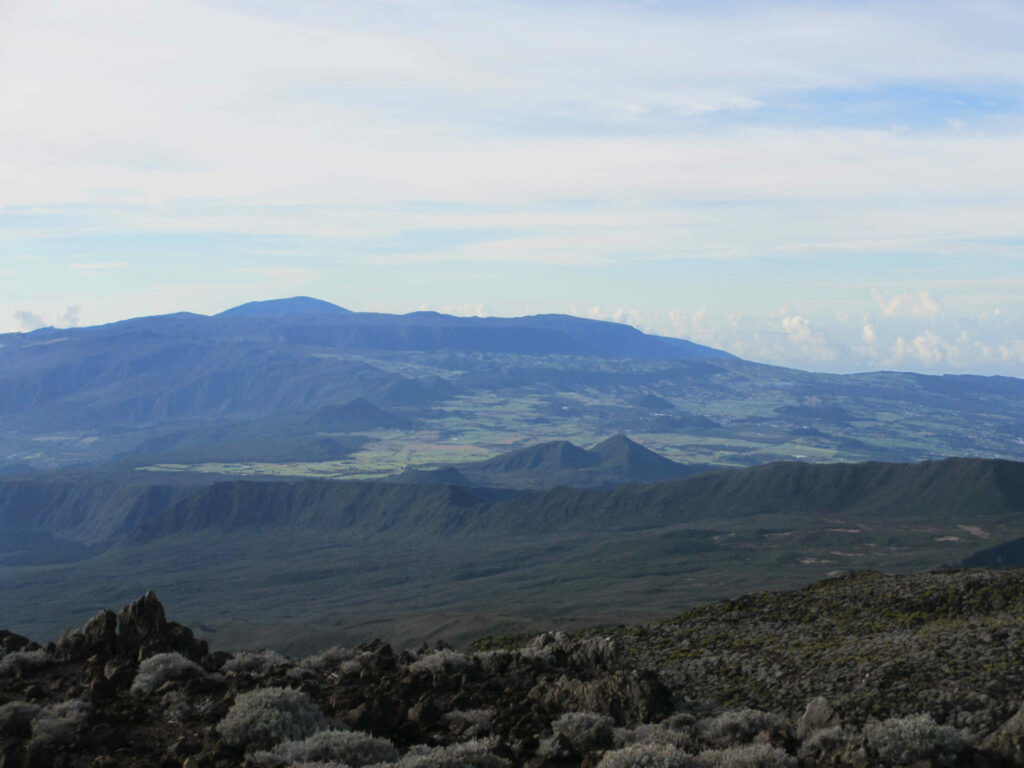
4, 296, 1024, 477
4, 455, 1024, 651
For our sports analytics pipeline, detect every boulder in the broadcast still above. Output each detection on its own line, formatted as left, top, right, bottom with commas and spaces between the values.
983, 702, 1024, 760
0, 631, 31, 653
797, 696, 840, 740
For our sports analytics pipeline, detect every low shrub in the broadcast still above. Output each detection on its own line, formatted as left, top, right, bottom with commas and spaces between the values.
161, 690, 193, 723
552, 711, 615, 751
864, 714, 968, 767
30, 699, 90, 748
223, 649, 288, 675
597, 743, 701, 767
250, 728, 399, 766
613, 722, 694, 750
700, 709, 791, 747
472, 649, 514, 675
797, 725, 864, 763
408, 649, 471, 674
0, 701, 41, 739
217, 686, 325, 750
0, 649, 49, 677
699, 743, 797, 768
298, 645, 354, 672
395, 739, 509, 767
131, 652, 207, 694
442, 708, 493, 735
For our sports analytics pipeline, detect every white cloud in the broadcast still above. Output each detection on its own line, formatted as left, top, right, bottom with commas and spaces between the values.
781, 314, 837, 361
9, 305, 83, 331
873, 290, 944, 318
429, 303, 489, 317
56, 305, 81, 327
2, 0, 1024, 375
13, 310, 47, 331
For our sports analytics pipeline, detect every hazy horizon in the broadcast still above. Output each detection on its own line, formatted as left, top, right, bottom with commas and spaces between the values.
3, 1, 1024, 375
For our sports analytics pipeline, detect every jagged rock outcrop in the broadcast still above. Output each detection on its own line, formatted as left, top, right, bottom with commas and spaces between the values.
0, 592, 670, 767
53, 610, 117, 663
118, 590, 208, 661
7, 574, 1024, 767
52, 591, 207, 666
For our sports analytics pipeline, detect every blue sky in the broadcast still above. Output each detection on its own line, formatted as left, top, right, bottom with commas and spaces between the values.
3, 0, 1024, 373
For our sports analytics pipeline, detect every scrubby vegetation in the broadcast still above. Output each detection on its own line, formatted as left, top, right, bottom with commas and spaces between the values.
5, 573, 1024, 766
216, 687, 325, 749
131, 651, 208, 693
249, 728, 400, 766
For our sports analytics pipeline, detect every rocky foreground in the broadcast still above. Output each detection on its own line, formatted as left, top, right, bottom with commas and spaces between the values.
6, 571, 1024, 767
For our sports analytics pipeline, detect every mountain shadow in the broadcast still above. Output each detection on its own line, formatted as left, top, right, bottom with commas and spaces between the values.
308, 398, 413, 432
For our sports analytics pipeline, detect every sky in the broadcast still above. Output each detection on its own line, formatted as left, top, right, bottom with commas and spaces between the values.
3, 0, 1024, 374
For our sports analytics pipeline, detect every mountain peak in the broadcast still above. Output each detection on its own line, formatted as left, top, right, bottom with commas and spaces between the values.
216, 297, 350, 318
476, 440, 596, 473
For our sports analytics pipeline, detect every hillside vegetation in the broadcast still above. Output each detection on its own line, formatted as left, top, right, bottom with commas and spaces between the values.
5, 298, 1024, 478
6, 572, 1024, 767
5, 457, 1024, 653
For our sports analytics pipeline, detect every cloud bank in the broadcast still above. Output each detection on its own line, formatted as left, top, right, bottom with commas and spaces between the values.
2, 0, 1024, 374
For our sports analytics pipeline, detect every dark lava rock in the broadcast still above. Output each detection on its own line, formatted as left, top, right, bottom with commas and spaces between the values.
8, 573, 1024, 767
117, 590, 208, 662
0, 633, 30, 654
55, 609, 117, 663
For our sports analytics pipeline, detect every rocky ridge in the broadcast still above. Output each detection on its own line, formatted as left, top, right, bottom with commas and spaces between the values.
6, 571, 1024, 766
